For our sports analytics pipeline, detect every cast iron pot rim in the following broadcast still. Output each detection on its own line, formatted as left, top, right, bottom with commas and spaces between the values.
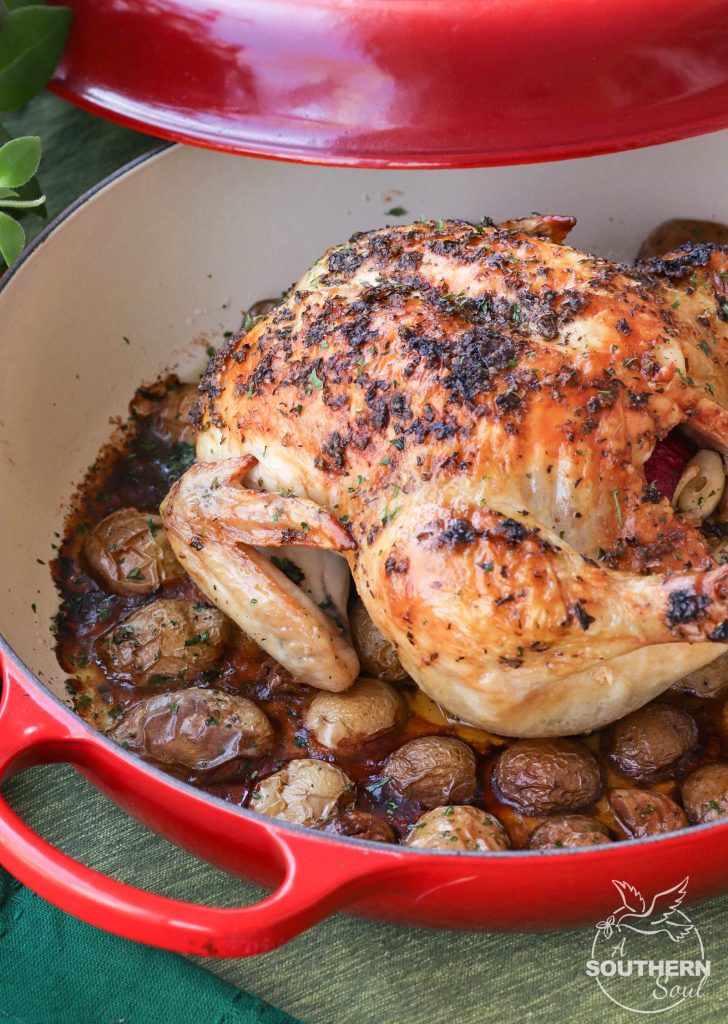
2, 144, 726, 861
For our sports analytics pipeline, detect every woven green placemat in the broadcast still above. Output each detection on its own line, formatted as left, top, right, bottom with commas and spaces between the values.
4, 92, 728, 1024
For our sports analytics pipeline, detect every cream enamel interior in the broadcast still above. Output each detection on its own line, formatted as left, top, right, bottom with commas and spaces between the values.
1, 136, 727, 711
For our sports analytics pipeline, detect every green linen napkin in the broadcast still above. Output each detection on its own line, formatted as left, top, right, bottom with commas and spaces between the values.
0, 864, 298, 1024
3, 92, 728, 1024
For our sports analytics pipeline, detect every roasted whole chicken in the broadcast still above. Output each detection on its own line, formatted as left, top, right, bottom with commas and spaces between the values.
161, 215, 728, 737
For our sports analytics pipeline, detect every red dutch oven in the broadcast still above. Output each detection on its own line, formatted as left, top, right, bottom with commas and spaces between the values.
1, 140, 728, 955
48, 0, 728, 168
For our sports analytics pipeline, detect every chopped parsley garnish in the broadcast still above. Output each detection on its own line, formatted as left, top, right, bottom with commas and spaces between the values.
167, 442, 196, 478
184, 631, 210, 647
612, 489, 623, 529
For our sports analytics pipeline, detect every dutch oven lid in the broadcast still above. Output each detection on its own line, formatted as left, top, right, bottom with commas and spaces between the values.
52, 0, 728, 167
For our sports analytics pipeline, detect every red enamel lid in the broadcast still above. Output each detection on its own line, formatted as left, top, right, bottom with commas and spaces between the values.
51, 0, 728, 168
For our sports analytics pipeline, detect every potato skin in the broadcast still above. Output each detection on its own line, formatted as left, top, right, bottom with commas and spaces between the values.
637, 219, 728, 261
97, 598, 231, 685
404, 806, 509, 852
349, 600, 408, 682
682, 763, 728, 824
247, 298, 280, 320
153, 384, 198, 446
609, 788, 688, 838
304, 677, 405, 751
130, 376, 198, 446
385, 736, 477, 809
110, 686, 273, 771
606, 704, 697, 781
84, 508, 180, 596
250, 759, 355, 826
493, 739, 602, 815
321, 810, 396, 843
673, 653, 728, 698
528, 815, 612, 850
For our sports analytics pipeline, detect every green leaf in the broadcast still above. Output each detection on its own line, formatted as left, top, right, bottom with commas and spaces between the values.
0, 135, 40, 186
0, 6, 71, 113
0, 124, 45, 217
0, 185, 17, 198
0, 208, 24, 265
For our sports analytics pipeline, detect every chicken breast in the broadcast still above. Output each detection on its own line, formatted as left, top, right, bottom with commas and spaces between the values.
161, 215, 728, 736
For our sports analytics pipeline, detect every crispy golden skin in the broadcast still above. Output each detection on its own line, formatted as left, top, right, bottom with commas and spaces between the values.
162, 216, 728, 736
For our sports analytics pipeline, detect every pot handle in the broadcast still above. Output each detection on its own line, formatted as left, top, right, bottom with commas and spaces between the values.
0, 660, 394, 957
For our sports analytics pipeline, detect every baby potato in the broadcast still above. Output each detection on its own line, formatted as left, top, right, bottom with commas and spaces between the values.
97, 598, 231, 685
385, 736, 477, 809
606, 703, 697, 781
250, 759, 355, 826
131, 377, 198, 446
528, 815, 612, 850
637, 219, 728, 261
682, 763, 728, 824
608, 788, 687, 838
672, 652, 728, 698
303, 677, 405, 751
404, 806, 510, 852
349, 599, 408, 682
110, 686, 273, 770
247, 297, 280, 320
84, 508, 181, 596
321, 810, 396, 844
493, 739, 602, 815
152, 383, 198, 446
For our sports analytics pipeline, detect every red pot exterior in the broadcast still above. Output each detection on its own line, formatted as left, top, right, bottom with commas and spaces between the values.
49, 0, 728, 168
3, 645, 728, 956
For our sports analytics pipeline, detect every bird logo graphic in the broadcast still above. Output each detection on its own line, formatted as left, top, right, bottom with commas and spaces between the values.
596, 877, 693, 944
588, 876, 710, 1013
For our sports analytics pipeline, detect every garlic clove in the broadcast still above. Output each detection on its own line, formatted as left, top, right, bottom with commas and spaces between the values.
672, 449, 725, 519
